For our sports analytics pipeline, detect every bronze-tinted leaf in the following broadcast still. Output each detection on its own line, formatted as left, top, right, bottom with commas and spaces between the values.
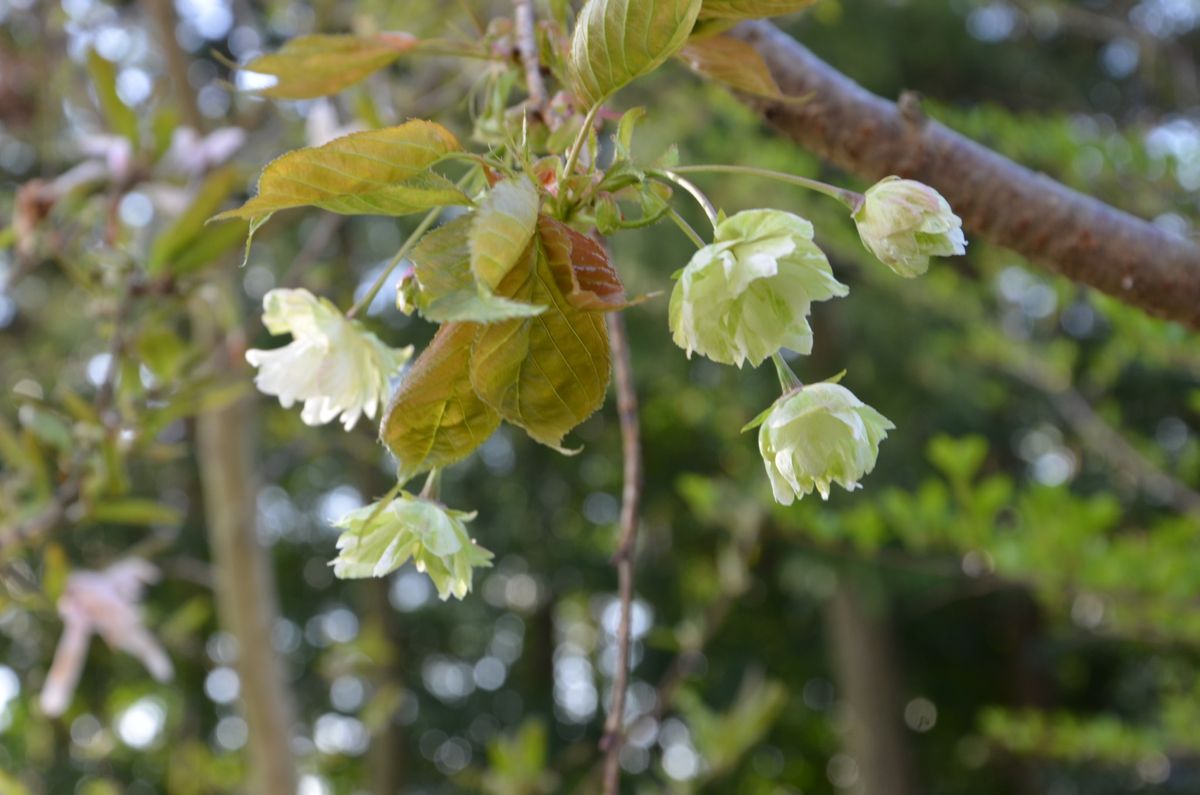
698, 0, 815, 19
678, 35, 787, 99
469, 235, 611, 448
538, 216, 628, 311
242, 33, 418, 100
381, 322, 500, 481
212, 121, 466, 224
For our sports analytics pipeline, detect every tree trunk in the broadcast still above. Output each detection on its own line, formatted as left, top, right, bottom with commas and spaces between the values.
194, 302, 298, 795
826, 578, 917, 795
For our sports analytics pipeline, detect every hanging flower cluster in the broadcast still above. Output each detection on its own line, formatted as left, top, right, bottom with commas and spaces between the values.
220, 11, 968, 599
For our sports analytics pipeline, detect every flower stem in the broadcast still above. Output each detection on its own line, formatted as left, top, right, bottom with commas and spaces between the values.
563, 103, 601, 182
347, 207, 443, 320
672, 164, 864, 212
771, 352, 804, 393
666, 208, 707, 250
419, 468, 442, 502
651, 170, 719, 229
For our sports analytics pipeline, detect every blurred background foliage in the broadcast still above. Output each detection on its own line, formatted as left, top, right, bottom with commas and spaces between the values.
1, 0, 1200, 793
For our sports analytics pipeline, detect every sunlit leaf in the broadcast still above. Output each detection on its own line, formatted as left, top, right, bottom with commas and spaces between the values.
405, 215, 546, 322
698, 0, 815, 18
212, 121, 467, 225
241, 33, 418, 100
569, 0, 703, 107
470, 233, 611, 447
538, 216, 628, 311
381, 322, 501, 481
678, 35, 787, 99
470, 176, 540, 290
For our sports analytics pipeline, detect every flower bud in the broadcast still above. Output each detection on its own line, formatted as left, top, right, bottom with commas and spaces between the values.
669, 209, 847, 367
331, 494, 492, 600
853, 177, 966, 277
755, 382, 894, 504
246, 288, 412, 430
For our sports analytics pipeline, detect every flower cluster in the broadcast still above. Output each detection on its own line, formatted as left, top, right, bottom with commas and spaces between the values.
670, 178, 963, 504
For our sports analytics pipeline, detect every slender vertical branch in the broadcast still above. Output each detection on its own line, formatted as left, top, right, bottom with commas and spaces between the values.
145, 0, 202, 130
513, 0, 548, 113
601, 311, 643, 794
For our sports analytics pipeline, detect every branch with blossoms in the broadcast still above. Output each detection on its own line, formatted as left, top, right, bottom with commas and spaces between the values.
213, 0, 966, 787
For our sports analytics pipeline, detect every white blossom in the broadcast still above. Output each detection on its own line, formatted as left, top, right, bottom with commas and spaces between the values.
246, 288, 412, 431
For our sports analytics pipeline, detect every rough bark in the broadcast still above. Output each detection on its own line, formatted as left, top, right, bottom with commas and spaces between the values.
731, 21, 1200, 330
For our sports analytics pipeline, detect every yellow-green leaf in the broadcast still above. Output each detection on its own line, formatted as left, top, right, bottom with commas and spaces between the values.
86, 49, 138, 145
212, 121, 467, 224
91, 498, 184, 527
469, 233, 611, 448
698, 0, 815, 18
406, 215, 546, 322
242, 33, 418, 100
678, 35, 786, 99
470, 176, 540, 290
149, 166, 247, 275
381, 322, 501, 481
569, 0, 703, 107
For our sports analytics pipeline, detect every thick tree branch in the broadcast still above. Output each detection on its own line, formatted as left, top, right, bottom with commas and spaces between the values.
731, 21, 1200, 329
600, 312, 643, 795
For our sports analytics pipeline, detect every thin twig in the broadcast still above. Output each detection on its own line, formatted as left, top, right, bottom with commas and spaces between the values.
513, 0, 548, 113
600, 311, 643, 794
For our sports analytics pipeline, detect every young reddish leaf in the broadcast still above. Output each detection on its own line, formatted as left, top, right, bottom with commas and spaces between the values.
538, 216, 628, 311
698, 0, 815, 19
569, 0, 703, 107
469, 235, 611, 448
381, 322, 501, 481
406, 215, 546, 322
678, 35, 787, 100
241, 33, 418, 100
212, 121, 466, 225
470, 176, 540, 291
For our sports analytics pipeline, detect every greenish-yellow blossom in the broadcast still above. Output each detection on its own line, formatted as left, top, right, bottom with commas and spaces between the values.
853, 176, 966, 277
246, 288, 412, 430
669, 209, 847, 368
756, 382, 894, 504
331, 493, 492, 600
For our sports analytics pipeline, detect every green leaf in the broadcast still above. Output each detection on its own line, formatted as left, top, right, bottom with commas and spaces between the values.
241, 33, 418, 100
381, 322, 501, 481
698, 0, 815, 19
86, 49, 138, 145
470, 176, 540, 290
569, 0, 703, 107
678, 35, 787, 99
470, 232, 611, 448
149, 166, 247, 275
212, 121, 467, 225
538, 216, 628, 311
91, 498, 184, 527
405, 215, 546, 322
